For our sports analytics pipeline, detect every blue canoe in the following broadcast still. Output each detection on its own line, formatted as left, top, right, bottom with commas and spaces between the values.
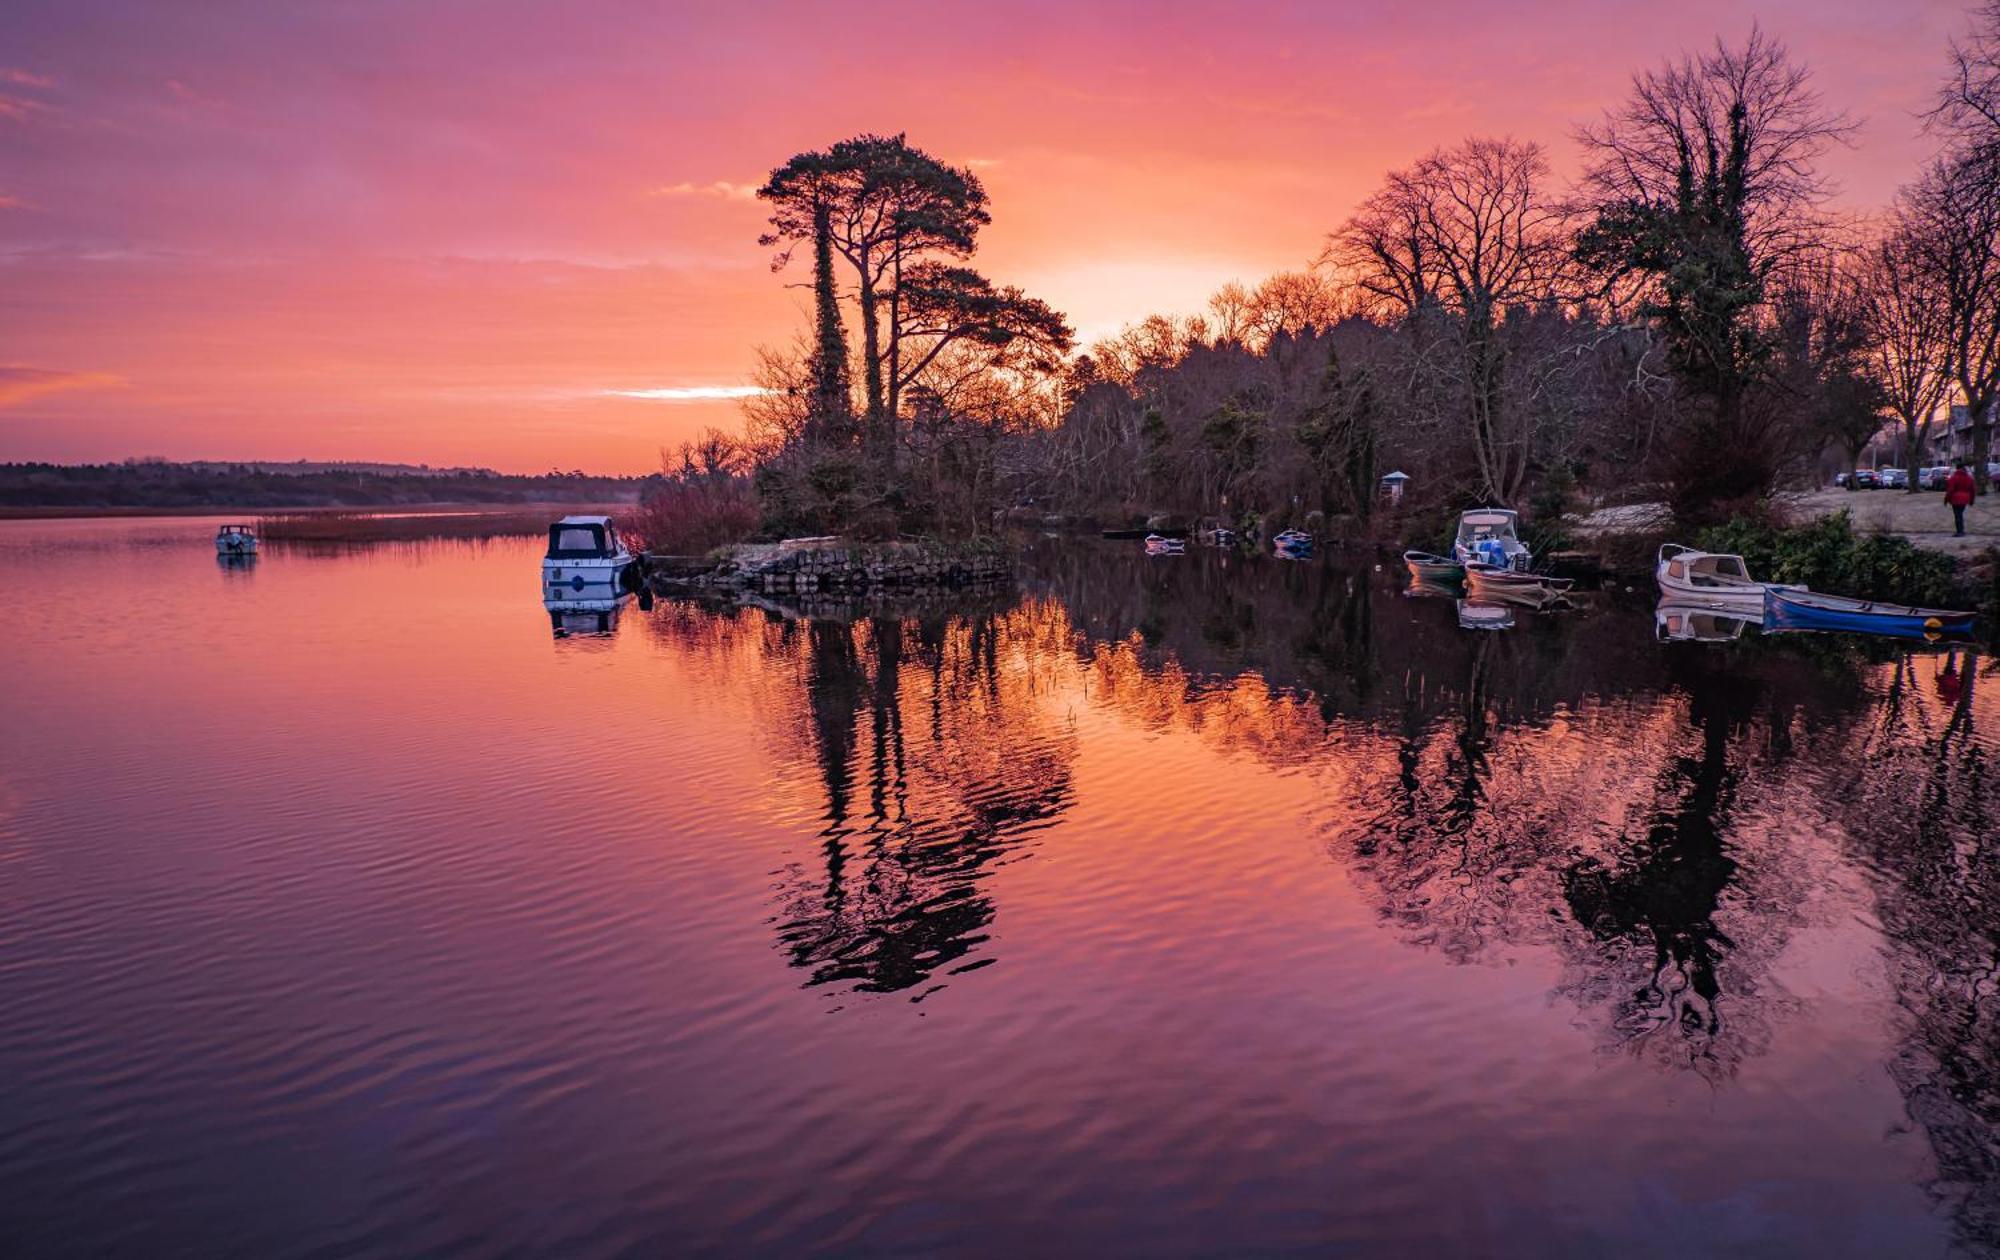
1765, 588, 1976, 638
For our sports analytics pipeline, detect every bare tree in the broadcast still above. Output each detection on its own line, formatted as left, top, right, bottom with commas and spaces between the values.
1330, 137, 1570, 504
1904, 150, 2000, 489
1935, 1, 2000, 157
1860, 216, 1955, 490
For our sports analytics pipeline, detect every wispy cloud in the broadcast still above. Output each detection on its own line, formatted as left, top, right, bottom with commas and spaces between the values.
0, 194, 25, 211
0, 94, 51, 122
603, 385, 767, 401
647, 180, 758, 201
0, 69, 54, 88
0, 366, 123, 407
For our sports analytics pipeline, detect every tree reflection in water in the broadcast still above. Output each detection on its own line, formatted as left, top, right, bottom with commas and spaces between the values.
661, 598, 1082, 1001
649, 544, 2000, 1250
1848, 648, 2000, 1252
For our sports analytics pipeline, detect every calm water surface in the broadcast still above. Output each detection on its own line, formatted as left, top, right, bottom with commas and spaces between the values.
1, 516, 1996, 1257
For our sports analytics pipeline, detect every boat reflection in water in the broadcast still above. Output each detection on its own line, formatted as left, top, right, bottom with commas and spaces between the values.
544, 591, 632, 639
1456, 598, 1514, 630
215, 551, 258, 577
1654, 598, 1760, 643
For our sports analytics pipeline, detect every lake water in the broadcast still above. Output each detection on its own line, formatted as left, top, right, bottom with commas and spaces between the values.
1, 516, 1996, 1258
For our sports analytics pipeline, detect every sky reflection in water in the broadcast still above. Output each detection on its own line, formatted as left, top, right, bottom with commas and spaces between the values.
0, 519, 1994, 1257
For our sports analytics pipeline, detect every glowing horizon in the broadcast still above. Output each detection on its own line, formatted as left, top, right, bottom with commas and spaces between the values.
0, 1, 1975, 473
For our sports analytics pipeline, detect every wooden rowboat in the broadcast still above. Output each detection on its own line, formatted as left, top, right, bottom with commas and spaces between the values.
1404, 550, 1464, 581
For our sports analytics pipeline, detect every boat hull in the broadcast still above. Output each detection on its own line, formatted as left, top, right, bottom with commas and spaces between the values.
1765, 590, 1975, 638
1465, 564, 1572, 596
1653, 576, 1771, 610
1403, 551, 1463, 581
543, 555, 636, 598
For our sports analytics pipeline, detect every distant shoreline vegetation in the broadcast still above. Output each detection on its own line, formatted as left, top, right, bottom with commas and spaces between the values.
0, 460, 654, 512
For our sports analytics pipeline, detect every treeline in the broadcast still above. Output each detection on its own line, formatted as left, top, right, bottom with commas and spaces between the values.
0, 461, 653, 510
639, 13, 2000, 550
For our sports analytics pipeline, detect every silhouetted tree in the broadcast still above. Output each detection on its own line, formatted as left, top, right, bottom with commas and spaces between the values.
1574, 27, 1853, 520
1861, 212, 1956, 489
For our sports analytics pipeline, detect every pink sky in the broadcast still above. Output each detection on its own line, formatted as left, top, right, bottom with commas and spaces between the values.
0, 0, 1974, 473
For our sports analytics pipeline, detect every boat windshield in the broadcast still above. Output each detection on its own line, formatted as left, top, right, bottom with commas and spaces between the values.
547, 524, 608, 558
1455, 513, 1518, 545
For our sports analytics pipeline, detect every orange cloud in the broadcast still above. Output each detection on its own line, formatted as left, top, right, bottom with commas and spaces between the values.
0, 367, 124, 408
648, 180, 758, 201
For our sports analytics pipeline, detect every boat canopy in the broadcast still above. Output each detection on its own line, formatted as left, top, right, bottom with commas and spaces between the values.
547, 519, 618, 559
1455, 509, 1519, 541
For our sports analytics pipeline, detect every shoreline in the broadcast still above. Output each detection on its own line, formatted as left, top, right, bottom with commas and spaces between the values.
0, 500, 639, 522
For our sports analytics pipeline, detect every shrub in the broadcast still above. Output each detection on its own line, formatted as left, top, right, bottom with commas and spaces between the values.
627, 473, 759, 555
1696, 510, 1962, 607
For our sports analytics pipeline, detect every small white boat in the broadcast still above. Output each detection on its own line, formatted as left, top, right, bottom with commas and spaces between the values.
1655, 599, 1760, 643
1144, 533, 1186, 555
1452, 508, 1530, 571
543, 515, 638, 596
1654, 544, 1799, 611
214, 523, 259, 556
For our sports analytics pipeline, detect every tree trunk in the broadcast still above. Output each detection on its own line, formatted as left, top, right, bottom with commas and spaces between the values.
887, 234, 903, 431
1974, 400, 1993, 499
857, 248, 889, 472
1903, 413, 1932, 493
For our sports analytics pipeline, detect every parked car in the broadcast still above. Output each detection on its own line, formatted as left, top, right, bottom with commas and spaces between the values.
1878, 467, 1909, 489
1920, 465, 1952, 490
1843, 469, 1879, 490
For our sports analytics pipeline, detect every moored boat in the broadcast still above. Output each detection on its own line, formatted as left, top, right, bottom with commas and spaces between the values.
1452, 508, 1531, 571
1272, 529, 1314, 558
543, 515, 638, 597
1765, 588, 1975, 639
1403, 550, 1463, 581
1143, 533, 1186, 555
214, 523, 259, 556
1465, 563, 1573, 599
1655, 543, 1799, 610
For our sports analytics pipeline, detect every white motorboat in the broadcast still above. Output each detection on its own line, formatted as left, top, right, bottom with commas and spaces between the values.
543, 515, 638, 597
1452, 508, 1530, 572
1144, 533, 1186, 555
214, 523, 259, 556
1654, 544, 1799, 611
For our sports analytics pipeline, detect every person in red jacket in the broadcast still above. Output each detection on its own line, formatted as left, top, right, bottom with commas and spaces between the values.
1944, 460, 1977, 536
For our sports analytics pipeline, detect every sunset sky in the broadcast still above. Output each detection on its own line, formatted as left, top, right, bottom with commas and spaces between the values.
0, 1, 1976, 473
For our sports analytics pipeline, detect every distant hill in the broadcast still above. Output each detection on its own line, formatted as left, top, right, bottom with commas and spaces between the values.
0, 460, 656, 511
175, 459, 500, 477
